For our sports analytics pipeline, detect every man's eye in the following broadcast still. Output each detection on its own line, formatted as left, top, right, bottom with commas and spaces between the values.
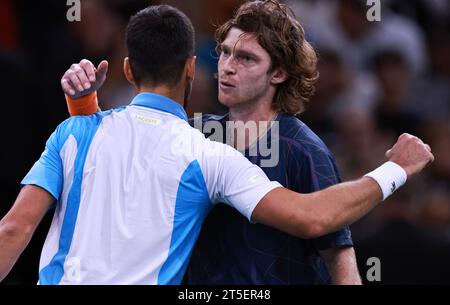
238, 55, 252, 62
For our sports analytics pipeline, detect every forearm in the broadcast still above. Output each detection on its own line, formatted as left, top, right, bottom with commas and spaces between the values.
0, 220, 35, 282
0, 185, 54, 282
320, 247, 362, 285
302, 177, 382, 237
252, 177, 382, 239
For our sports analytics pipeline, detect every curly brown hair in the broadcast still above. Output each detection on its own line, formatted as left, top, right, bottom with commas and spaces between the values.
215, 0, 319, 115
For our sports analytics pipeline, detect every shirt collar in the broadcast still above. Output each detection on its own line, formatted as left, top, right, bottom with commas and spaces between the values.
130, 92, 188, 121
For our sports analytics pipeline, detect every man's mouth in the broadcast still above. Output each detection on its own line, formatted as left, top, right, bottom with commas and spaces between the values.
219, 80, 236, 88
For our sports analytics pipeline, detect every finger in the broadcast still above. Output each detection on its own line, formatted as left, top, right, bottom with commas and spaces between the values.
385, 149, 392, 159
96, 60, 109, 78
61, 78, 76, 96
67, 71, 84, 92
399, 133, 408, 140
73, 66, 91, 90
425, 144, 431, 152
80, 59, 96, 82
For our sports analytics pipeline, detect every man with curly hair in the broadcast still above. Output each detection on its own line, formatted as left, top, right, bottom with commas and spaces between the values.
186, 0, 361, 285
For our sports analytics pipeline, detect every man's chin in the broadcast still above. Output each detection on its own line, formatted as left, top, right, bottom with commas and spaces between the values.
218, 95, 235, 108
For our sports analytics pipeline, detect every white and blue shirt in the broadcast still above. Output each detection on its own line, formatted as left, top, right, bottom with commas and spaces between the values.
22, 93, 281, 285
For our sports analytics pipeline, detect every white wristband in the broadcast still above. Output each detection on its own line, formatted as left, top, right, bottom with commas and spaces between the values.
364, 161, 407, 201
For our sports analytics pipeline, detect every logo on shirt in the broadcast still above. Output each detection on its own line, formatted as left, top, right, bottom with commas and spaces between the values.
249, 174, 264, 184
134, 114, 161, 125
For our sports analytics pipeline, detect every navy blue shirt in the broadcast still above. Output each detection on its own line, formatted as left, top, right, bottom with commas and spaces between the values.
185, 113, 353, 284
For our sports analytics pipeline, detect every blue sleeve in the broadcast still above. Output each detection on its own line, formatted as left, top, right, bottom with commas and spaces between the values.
21, 127, 65, 201
289, 144, 354, 250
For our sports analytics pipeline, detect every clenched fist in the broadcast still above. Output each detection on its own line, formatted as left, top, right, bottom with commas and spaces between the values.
386, 133, 434, 177
61, 59, 108, 99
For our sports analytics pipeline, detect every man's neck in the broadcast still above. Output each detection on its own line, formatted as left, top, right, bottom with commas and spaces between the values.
228, 100, 275, 124
137, 84, 185, 108
228, 100, 277, 150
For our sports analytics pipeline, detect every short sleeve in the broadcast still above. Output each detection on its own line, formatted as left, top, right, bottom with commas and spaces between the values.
199, 138, 282, 221
21, 128, 64, 200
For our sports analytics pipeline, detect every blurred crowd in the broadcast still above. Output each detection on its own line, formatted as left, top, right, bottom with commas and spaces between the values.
288, 0, 450, 284
1, 0, 449, 284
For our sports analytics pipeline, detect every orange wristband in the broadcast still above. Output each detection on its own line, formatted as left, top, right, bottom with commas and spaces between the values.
65, 92, 99, 116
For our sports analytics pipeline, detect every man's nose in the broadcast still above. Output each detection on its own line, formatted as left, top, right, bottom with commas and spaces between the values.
220, 56, 237, 75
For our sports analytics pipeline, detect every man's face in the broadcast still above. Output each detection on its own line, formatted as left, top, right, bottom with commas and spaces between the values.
218, 27, 274, 109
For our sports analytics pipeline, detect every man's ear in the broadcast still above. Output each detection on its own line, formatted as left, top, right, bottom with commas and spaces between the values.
123, 57, 136, 86
185, 56, 196, 82
270, 68, 288, 85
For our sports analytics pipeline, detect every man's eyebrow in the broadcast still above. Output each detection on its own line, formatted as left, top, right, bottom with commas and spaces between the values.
234, 49, 258, 59
219, 43, 231, 51
220, 43, 259, 59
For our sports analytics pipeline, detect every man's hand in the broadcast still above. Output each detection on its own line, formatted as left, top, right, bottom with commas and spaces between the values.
61, 59, 108, 99
386, 133, 434, 178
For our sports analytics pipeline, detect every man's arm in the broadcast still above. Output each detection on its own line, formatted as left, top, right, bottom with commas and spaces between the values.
0, 185, 55, 281
252, 133, 433, 238
319, 247, 362, 285
252, 177, 380, 238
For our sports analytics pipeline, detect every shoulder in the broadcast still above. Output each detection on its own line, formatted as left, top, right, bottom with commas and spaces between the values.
52, 109, 124, 147
63, 107, 124, 126
276, 114, 342, 188
277, 113, 333, 158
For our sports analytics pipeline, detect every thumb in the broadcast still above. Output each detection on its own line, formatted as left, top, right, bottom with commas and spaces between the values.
96, 60, 109, 78
385, 149, 392, 159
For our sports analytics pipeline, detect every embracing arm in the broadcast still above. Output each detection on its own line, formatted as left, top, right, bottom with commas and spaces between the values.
0, 185, 55, 282
252, 177, 381, 239
252, 133, 433, 239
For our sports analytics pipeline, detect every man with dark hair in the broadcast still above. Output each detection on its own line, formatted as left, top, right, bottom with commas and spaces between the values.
126, 5, 195, 87
60, 1, 431, 285
1, 4, 433, 285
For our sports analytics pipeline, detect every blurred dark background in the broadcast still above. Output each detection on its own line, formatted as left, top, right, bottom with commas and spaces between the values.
1, 0, 449, 284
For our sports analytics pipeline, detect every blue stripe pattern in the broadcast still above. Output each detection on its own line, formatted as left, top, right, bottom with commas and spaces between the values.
157, 160, 212, 284
39, 111, 117, 284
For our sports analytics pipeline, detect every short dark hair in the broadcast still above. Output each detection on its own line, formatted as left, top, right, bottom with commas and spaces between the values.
126, 5, 195, 87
